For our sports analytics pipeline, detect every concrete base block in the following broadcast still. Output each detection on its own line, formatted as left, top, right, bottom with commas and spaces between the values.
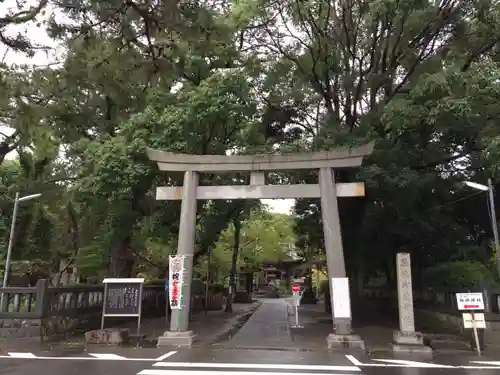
327, 333, 365, 350
157, 330, 196, 347
392, 330, 432, 355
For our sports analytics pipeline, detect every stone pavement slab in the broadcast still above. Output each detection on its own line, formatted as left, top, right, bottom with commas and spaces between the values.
226, 299, 293, 349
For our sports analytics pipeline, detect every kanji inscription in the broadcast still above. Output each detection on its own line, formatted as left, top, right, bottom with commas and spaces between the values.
396, 252, 415, 332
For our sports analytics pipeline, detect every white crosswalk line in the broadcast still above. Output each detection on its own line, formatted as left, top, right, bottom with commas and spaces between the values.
89, 353, 126, 360
8, 353, 36, 358
153, 362, 361, 371
155, 351, 177, 361
140, 371, 356, 375
471, 361, 500, 366
372, 359, 453, 368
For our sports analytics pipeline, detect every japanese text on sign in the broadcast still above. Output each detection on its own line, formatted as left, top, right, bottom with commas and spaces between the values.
462, 312, 486, 329
169, 255, 185, 310
396, 253, 415, 332
456, 292, 484, 311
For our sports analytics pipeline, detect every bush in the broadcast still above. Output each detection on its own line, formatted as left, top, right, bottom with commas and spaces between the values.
191, 279, 204, 296
208, 283, 226, 294
319, 279, 330, 295
422, 260, 498, 289
145, 279, 164, 285
234, 290, 252, 303
301, 287, 317, 304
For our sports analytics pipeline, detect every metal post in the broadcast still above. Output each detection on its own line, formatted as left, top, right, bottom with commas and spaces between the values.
471, 311, 481, 356
204, 248, 211, 314
137, 283, 143, 335
1, 192, 19, 310
101, 283, 107, 330
165, 276, 169, 326
3, 192, 19, 289
295, 304, 299, 326
488, 179, 500, 277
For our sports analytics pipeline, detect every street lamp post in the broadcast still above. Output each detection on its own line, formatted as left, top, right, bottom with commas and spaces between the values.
1, 192, 42, 309
464, 179, 500, 276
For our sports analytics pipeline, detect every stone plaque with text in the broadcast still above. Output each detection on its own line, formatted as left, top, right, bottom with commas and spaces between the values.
396, 253, 415, 332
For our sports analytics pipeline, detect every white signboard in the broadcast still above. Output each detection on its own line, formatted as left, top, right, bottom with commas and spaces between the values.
456, 292, 484, 311
331, 277, 351, 319
462, 312, 486, 329
169, 255, 185, 310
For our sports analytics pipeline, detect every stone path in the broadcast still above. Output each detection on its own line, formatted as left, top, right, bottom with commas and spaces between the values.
226, 299, 294, 349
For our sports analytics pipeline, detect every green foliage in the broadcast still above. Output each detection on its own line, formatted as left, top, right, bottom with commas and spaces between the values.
0, 0, 499, 291
212, 210, 296, 276
422, 261, 498, 289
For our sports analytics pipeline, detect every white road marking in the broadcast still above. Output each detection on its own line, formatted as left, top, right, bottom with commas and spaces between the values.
8, 353, 36, 358
0, 355, 156, 361
345, 354, 500, 370
372, 359, 454, 368
345, 355, 363, 366
141, 371, 355, 375
471, 361, 500, 366
155, 351, 177, 361
153, 362, 361, 371
89, 353, 127, 360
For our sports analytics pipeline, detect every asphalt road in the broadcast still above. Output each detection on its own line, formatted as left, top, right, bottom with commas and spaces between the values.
1, 347, 500, 375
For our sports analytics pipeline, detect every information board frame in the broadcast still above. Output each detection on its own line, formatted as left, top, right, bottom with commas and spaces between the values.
101, 278, 145, 334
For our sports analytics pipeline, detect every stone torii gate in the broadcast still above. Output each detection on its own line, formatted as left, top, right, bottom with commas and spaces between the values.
147, 144, 373, 348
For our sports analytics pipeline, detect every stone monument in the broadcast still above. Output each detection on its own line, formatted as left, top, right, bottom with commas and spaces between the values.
393, 252, 432, 354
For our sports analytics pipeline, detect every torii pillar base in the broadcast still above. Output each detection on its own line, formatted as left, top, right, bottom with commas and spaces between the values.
157, 330, 196, 347
392, 331, 432, 356
327, 333, 365, 350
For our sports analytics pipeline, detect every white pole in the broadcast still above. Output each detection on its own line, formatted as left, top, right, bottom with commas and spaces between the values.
471, 311, 481, 356
487, 179, 500, 278
2, 192, 19, 290
1, 192, 41, 309
1, 192, 20, 309
295, 304, 299, 326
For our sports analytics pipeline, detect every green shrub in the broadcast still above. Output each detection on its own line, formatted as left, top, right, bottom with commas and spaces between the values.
191, 279, 205, 296
234, 290, 252, 303
319, 279, 329, 295
145, 279, 164, 285
422, 260, 498, 289
208, 283, 226, 294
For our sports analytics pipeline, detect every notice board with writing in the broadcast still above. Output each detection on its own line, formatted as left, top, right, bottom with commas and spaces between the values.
101, 278, 144, 333
104, 282, 143, 316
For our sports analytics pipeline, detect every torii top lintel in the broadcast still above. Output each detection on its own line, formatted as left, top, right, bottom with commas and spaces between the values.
146, 143, 374, 173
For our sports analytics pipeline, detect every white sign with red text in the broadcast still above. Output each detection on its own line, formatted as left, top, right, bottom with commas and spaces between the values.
169, 255, 185, 310
456, 292, 484, 311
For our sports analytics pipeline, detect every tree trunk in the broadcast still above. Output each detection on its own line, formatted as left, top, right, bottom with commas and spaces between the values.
109, 235, 135, 277
245, 272, 253, 296
225, 217, 241, 312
